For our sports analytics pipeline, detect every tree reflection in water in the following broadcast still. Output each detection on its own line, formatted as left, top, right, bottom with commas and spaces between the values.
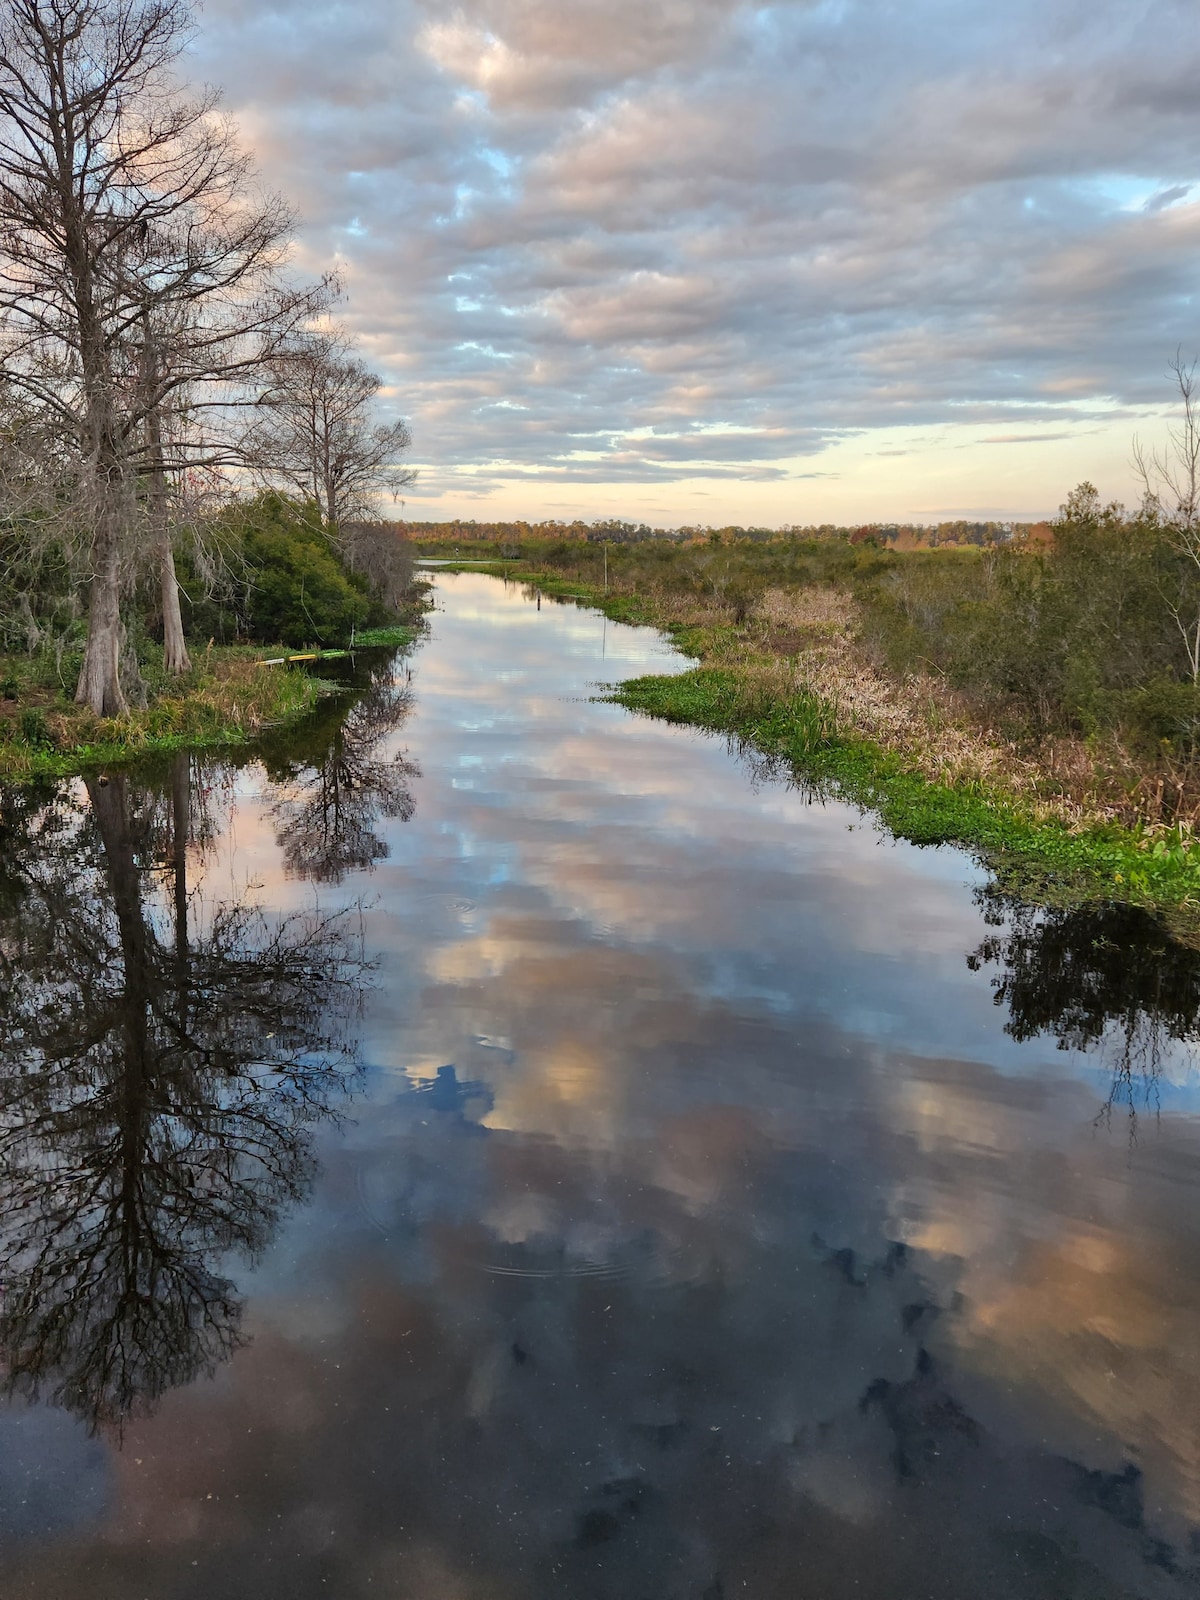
969, 895, 1200, 1130
268, 660, 419, 883
0, 758, 365, 1431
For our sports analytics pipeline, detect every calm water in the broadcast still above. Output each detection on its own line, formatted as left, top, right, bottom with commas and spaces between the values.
2, 571, 1200, 1599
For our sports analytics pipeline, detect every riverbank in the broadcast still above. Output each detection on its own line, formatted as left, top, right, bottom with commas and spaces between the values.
449, 561, 1200, 930
0, 629, 417, 783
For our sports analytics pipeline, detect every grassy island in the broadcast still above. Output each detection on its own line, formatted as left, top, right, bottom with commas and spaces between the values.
0, 494, 424, 784
0, 629, 418, 783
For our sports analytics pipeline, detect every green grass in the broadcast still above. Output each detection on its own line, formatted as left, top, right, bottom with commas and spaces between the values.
0, 651, 321, 784
419, 560, 523, 577
0, 621, 424, 785
610, 666, 1200, 912
350, 624, 418, 648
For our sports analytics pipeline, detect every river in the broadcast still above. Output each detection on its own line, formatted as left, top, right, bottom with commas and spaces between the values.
1, 570, 1199, 1598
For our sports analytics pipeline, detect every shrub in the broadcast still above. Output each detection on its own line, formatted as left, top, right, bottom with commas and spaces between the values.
19, 709, 52, 748
181, 494, 372, 647
242, 507, 371, 646
855, 485, 1197, 740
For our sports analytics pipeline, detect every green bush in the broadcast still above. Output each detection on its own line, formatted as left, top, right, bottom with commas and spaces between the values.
541, 541, 576, 569
19, 709, 52, 748
1117, 678, 1200, 755
0, 513, 82, 654
855, 484, 1196, 742
241, 505, 371, 646
181, 494, 372, 647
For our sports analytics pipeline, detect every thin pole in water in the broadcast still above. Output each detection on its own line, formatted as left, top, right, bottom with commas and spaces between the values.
604, 542, 608, 594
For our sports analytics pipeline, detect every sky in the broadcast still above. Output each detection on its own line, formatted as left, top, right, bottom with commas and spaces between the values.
187, 0, 1200, 526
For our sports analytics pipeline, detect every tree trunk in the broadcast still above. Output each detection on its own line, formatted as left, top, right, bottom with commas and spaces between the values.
145, 317, 191, 674
75, 506, 128, 717
160, 536, 191, 674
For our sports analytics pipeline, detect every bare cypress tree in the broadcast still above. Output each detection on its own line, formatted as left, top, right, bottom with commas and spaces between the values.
250, 330, 416, 530
0, 0, 329, 709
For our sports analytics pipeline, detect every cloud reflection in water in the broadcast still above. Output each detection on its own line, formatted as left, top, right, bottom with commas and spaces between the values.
2, 574, 1200, 1598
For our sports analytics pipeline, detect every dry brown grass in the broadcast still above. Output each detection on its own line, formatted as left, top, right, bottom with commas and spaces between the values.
747, 587, 1174, 833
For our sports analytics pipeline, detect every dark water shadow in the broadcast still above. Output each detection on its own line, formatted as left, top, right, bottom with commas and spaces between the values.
259, 651, 420, 883
970, 893, 1200, 1135
0, 756, 373, 1433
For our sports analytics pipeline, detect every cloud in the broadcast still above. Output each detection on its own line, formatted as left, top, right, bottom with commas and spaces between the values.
184, 0, 1200, 519
415, 0, 751, 112
1144, 183, 1193, 213
979, 431, 1079, 444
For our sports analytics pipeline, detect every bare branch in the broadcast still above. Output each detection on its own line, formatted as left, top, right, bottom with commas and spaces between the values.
246, 328, 416, 529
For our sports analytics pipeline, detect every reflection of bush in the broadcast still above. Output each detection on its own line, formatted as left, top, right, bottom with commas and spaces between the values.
970, 893, 1200, 1126
0, 761, 364, 1429
269, 665, 419, 883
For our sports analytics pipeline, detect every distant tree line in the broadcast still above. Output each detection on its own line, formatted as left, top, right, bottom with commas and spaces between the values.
400, 517, 1039, 549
